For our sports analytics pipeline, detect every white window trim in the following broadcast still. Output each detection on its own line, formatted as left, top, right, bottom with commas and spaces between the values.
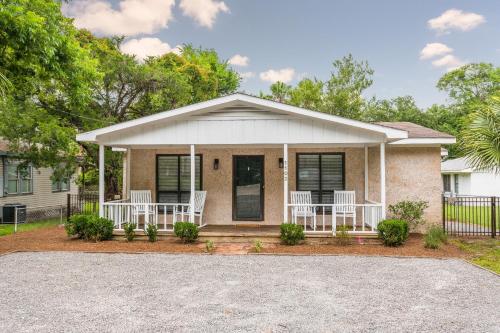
3, 159, 33, 196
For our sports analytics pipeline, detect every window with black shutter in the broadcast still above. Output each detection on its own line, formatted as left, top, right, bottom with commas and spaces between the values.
156, 155, 202, 204
296, 153, 345, 207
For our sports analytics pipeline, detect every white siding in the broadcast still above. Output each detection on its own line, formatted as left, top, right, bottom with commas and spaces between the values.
101, 111, 385, 146
469, 172, 500, 196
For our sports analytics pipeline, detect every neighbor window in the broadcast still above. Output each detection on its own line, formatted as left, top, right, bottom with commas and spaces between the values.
52, 177, 70, 192
296, 153, 344, 206
454, 174, 459, 194
156, 155, 202, 204
442, 174, 451, 192
4, 160, 33, 195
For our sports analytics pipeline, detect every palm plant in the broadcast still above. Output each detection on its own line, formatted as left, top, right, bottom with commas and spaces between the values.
0, 72, 11, 100
460, 98, 500, 173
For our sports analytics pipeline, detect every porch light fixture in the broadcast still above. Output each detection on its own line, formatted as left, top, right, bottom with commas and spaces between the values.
278, 158, 284, 168
213, 158, 219, 170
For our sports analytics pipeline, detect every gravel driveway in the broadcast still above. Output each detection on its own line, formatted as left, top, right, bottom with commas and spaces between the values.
0, 252, 498, 333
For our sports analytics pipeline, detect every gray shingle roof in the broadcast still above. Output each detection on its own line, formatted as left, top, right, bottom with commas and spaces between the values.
375, 122, 454, 139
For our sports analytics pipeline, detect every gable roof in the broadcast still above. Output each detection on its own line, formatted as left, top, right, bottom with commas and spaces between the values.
76, 93, 408, 143
441, 157, 473, 173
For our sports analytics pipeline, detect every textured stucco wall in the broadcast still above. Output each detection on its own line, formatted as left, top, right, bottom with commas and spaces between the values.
130, 147, 366, 225
368, 146, 442, 228
130, 146, 442, 226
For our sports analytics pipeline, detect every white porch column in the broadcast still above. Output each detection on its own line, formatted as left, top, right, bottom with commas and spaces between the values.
190, 144, 195, 223
364, 145, 369, 202
380, 142, 386, 219
98, 144, 105, 217
283, 144, 288, 222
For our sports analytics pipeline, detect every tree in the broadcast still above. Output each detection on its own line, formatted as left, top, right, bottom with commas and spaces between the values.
322, 54, 374, 119
268, 81, 291, 103
460, 98, 500, 173
0, 0, 98, 179
436, 63, 500, 159
289, 78, 323, 110
0, 1, 240, 197
362, 96, 426, 124
437, 63, 500, 108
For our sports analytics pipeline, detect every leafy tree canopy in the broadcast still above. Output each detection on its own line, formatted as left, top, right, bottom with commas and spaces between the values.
0, 0, 239, 193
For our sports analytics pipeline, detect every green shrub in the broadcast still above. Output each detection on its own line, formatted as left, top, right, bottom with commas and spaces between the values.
388, 200, 429, 230
65, 215, 114, 242
123, 223, 136, 242
377, 219, 409, 247
336, 225, 351, 246
174, 222, 199, 243
65, 214, 89, 239
205, 240, 215, 253
280, 223, 305, 245
253, 239, 263, 253
145, 224, 158, 242
424, 226, 447, 249
84, 217, 114, 242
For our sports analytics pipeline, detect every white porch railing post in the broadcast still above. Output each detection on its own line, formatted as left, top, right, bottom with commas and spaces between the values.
283, 143, 288, 222
190, 144, 195, 224
98, 144, 105, 217
380, 142, 386, 219
364, 145, 369, 202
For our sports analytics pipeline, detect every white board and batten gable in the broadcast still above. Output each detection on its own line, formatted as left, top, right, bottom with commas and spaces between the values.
77, 93, 453, 147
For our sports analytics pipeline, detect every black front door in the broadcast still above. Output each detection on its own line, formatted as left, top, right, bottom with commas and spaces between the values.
233, 156, 264, 221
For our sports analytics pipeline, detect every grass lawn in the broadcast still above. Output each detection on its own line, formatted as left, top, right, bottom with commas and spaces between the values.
445, 203, 500, 227
0, 218, 62, 237
453, 238, 500, 274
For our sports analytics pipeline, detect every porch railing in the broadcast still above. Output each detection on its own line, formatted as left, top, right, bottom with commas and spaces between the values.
103, 202, 191, 231
287, 203, 383, 234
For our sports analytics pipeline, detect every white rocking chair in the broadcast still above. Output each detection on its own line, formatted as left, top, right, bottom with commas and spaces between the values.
175, 191, 207, 227
130, 190, 154, 226
290, 191, 317, 230
334, 190, 356, 229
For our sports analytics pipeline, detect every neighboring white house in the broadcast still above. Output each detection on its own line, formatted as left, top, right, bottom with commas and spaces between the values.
0, 140, 78, 222
441, 157, 500, 197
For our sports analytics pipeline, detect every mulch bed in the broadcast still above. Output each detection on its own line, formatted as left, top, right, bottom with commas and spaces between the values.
0, 224, 465, 258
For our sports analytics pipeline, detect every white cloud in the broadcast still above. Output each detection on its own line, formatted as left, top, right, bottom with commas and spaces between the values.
259, 68, 295, 84
420, 43, 453, 60
63, 0, 175, 36
431, 54, 464, 70
120, 38, 181, 61
228, 54, 249, 67
238, 72, 255, 82
428, 9, 485, 34
179, 0, 229, 28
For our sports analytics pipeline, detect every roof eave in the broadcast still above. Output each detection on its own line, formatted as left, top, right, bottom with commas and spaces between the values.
390, 138, 456, 146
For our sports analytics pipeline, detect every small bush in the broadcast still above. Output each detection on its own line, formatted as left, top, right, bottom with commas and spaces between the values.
280, 223, 305, 245
253, 239, 263, 253
424, 226, 447, 249
85, 217, 114, 242
65, 214, 90, 239
377, 219, 409, 247
65, 215, 114, 242
388, 200, 429, 231
123, 223, 136, 242
145, 224, 158, 242
174, 222, 199, 243
336, 225, 351, 246
205, 240, 215, 253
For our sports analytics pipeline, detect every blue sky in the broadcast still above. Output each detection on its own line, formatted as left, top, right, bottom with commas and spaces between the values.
63, 0, 499, 108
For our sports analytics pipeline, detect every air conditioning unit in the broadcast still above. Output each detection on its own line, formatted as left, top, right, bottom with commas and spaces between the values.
2, 204, 27, 224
